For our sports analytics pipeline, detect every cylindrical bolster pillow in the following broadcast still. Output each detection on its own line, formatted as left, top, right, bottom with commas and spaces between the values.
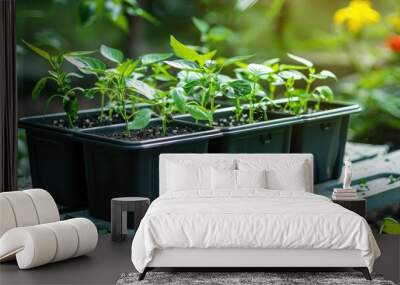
0, 189, 59, 238
42, 222, 79, 262
0, 196, 17, 237
65, 218, 98, 257
0, 218, 98, 269
24, 189, 59, 224
0, 226, 57, 268
0, 191, 39, 228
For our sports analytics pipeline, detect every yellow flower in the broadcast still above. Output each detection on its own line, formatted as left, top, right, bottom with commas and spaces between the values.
334, 0, 380, 33
387, 12, 400, 31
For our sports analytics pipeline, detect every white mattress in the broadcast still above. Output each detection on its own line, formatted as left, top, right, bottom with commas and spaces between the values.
131, 190, 380, 273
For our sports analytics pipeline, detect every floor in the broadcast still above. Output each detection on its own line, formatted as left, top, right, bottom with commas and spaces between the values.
373, 233, 400, 284
0, 235, 134, 285
1, 233, 399, 285
8, 143, 399, 284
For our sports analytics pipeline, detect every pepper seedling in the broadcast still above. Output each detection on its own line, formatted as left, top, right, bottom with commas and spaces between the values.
23, 41, 93, 128
279, 53, 337, 115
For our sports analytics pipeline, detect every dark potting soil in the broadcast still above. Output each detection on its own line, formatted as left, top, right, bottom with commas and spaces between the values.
212, 112, 267, 127
106, 125, 204, 141
50, 114, 126, 129
270, 102, 334, 116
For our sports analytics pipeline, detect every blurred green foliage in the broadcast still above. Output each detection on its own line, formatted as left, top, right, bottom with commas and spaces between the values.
379, 217, 400, 234
16, 0, 400, 179
78, 0, 159, 32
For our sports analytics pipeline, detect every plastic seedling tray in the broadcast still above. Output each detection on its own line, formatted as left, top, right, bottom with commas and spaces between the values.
73, 119, 221, 221
269, 98, 361, 183
18, 106, 146, 209
178, 106, 301, 153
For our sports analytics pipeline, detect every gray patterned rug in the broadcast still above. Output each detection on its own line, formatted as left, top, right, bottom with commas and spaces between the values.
116, 272, 395, 285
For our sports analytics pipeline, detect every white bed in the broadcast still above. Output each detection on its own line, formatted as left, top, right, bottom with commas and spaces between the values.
131, 154, 380, 280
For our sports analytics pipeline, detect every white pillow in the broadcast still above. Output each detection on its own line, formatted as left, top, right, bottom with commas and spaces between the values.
166, 159, 237, 193
237, 159, 310, 192
167, 162, 211, 191
266, 163, 307, 191
212, 168, 236, 190
236, 169, 267, 189
211, 169, 267, 191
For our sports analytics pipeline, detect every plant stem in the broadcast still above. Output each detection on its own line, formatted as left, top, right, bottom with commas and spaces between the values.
249, 98, 254, 123
249, 80, 257, 124
305, 76, 315, 113
161, 95, 167, 136
100, 93, 105, 121
67, 115, 74, 128
123, 99, 130, 135
285, 86, 291, 112
315, 99, 320, 111
269, 84, 276, 100
209, 75, 216, 125
305, 81, 311, 94
235, 98, 241, 122
162, 116, 167, 136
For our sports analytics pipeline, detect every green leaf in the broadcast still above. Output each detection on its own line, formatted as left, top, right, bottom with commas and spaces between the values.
228, 80, 252, 97
177, 70, 203, 82
222, 54, 254, 67
217, 74, 232, 83
164, 59, 199, 70
32, 78, 48, 100
126, 79, 155, 99
279, 64, 309, 71
314, 86, 334, 101
388, 175, 400, 184
65, 50, 96, 56
66, 72, 84, 79
169, 35, 216, 66
78, 0, 98, 26
278, 70, 307, 81
222, 85, 235, 99
153, 74, 173, 82
124, 0, 138, 6
23, 40, 51, 61
116, 59, 137, 76
319, 70, 337, 80
62, 96, 78, 124
171, 87, 186, 113
379, 217, 400, 235
287, 53, 313, 67
192, 17, 209, 33
198, 50, 217, 65
141, 53, 173, 65
271, 74, 285, 86
207, 26, 233, 42
170, 35, 201, 62
115, 13, 129, 32
104, 0, 129, 32
186, 104, 210, 121
64, 55, 107, 73
263, 58, 280, 66
183, 80, 203, 94
85, 89, 97, 99
100, 45, 124, 63
248, 63, 273, 77
128, 108, 152, 130
126, 7, 160, 26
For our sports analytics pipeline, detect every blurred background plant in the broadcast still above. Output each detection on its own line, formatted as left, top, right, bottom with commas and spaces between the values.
17, 0, 399, 187
331, 0, 400, 149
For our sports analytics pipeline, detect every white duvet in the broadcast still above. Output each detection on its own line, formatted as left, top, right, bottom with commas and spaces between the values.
131, 190, 380, 273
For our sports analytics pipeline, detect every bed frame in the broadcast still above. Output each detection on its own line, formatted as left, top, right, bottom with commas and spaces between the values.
138, 154, 372, 281
139, 248, 371, 280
